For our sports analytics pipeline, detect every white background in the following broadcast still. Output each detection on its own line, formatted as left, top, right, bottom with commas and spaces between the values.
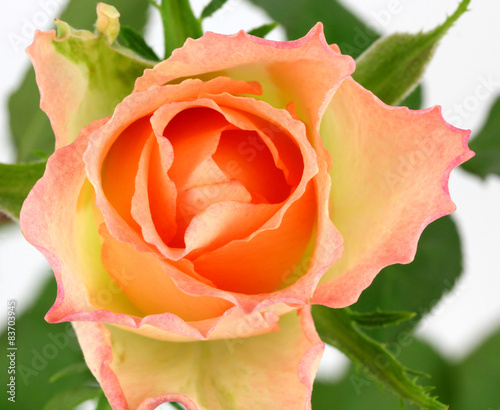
0, 0, 499, 406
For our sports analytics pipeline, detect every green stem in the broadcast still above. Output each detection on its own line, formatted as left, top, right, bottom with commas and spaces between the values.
160, 0, 203, 59
312, 306, 447, 410
435, 0, 471, 36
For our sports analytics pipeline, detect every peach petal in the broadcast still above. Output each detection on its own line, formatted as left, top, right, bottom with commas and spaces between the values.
101, 116, 153, 232
313, 78, 474, 307
27, 30, 87, 148
146, 95, 317, 262
207, 94, 311, 189
131, 133, 178, 250
135, 25, 355, 145
184, 201, 281, 257
153, 105, 229, 190
126, 302, 292, 342
185, 157, 229, 186
213, 129, 291, 203
73, 308, 322, 410
193, 181, 316, 294
157, 160, 342, 316
182, 180, 253, 216
100, 225, 232, 320
84, 78, 262, 255
27, 22, 153, 149
20, 118, 146, 322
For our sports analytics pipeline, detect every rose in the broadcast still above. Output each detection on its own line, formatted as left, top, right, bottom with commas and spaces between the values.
20, 4, 472, 410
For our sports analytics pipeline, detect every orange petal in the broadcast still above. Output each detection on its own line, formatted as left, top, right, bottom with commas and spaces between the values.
99, 225, 232, 321
84, 78, 262, 255
131, 133, 178, 249
193, 181, 316, 294
101, 116, 153, 233
313, 78, 474, 307
212, 129, 291, 203
73, 307, 322, 410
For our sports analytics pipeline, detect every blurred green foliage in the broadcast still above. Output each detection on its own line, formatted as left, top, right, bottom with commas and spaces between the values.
462, 95, 500, 178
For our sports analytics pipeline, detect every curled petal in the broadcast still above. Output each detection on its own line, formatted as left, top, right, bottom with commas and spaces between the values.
135, 24, 355, 147
73, 307, 323, 410
20, 118, 144, 321
314, 78, 474, 307
27, 26, 151, 148
84, 78, 262, 259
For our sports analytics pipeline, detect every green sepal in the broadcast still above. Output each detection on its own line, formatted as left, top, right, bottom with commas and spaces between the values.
353, 0, 470, 105
248, 23, 280, 38
0, 161, 46, 220
200, 0, 229, 20
461, 95, 500, 178
312, 305, 447, 410
347, 309, 416, 328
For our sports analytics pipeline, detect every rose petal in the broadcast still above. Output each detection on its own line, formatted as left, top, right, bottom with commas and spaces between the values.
135, 25, 354, 146
27, 21, 151, 149
131, 130, 178, 247
73, 308, 322, 410
193, 181, 316, 294
313, 78, 474, 307
86, 78, 261, 257
99, 225, 233, 320
27, 30, 87, 148
101, 116, 153, 233
19, 118, 145, 321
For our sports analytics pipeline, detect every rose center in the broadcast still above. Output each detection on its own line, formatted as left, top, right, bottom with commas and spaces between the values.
164, 107, 292, 248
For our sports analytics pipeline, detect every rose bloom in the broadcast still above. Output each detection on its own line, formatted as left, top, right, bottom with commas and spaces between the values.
20, 5, 472, 410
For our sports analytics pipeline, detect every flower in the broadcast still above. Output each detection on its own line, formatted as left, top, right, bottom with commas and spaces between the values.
20, 4, 472, 410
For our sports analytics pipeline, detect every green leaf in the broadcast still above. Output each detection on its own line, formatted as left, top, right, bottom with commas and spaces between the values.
159, 0, 203, 58
399, 85, 423, 110
312, 306, 447, 410
49, 362, 92, 384
0, 277, 90, 409
247, 0, 379, 58
312, 338, 453, 409
348, 310, 416, 328
351, 216, 462, 343
353, 0, 470, 105
0, 161, 46, 219
461, 95, 500, 178
8, 0, 150, 162
453, 327, 500, 409
118, 26, 161, 62
43, 386, 101, 410
248, 23, 280, 38
200, 0, 229, 20
8, 70, 55, 162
